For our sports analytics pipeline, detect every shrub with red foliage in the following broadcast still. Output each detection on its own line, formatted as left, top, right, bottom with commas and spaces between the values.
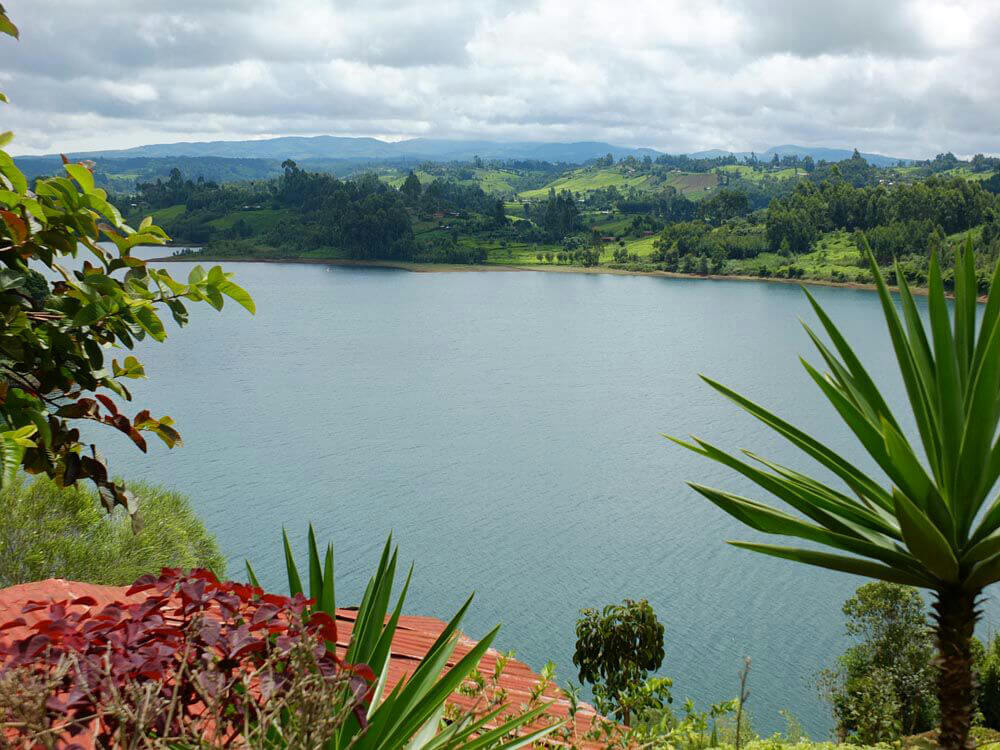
0, 568, 374, 746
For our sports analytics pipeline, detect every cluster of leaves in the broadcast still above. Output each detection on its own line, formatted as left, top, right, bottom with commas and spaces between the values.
0, 567, 370, 746
0, 17, 253, 519
573, 598, 665, 724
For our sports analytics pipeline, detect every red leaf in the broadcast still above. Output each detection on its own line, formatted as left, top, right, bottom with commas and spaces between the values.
0, 210, 27, 244
309, 611, 339, 644
128, 428, 148, 452
94, 393, 119, 415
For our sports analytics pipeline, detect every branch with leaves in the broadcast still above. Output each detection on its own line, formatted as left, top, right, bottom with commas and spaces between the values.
0, 5, 253, 520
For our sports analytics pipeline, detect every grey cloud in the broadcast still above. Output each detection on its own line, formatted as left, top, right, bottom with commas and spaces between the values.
1, 0, 998, 157
735, 0, 932, 57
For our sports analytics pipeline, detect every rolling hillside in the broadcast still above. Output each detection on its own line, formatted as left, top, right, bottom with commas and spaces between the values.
518, 166, 720, 200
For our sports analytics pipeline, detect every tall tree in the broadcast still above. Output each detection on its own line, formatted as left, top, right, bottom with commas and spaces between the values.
400, 170, 422, 203
673, 241, 1000, 750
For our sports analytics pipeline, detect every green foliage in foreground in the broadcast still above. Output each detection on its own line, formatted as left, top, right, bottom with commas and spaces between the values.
0, 474, 224, 588
0, 11, 253, 517
247, 527, 561, 750
674, 243, 1000, 750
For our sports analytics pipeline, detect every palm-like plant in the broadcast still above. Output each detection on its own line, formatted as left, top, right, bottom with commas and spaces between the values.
248, 527, 561, 749
672, 244, 1000, 750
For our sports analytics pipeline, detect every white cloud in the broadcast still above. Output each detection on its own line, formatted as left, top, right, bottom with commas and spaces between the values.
1, 0, 997, 157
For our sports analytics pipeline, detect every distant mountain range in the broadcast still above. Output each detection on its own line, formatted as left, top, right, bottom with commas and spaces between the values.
689, 145, 909, 168
48, 137, 659, 165
21, 135, 910, 167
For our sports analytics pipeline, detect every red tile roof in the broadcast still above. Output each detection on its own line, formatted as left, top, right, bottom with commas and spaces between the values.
0, 580, 606, 748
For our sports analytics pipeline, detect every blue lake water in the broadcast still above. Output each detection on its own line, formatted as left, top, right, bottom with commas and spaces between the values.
88, 256, 1000, 736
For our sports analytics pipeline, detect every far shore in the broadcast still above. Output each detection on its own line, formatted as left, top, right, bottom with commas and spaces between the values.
151, 253, 987, 302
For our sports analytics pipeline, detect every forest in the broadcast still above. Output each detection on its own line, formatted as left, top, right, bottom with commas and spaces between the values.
112, 147, 1000, 290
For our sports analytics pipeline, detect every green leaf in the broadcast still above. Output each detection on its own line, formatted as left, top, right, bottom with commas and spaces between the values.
307, 524, 323, 605
670, 435, 898, 537
866, 245, 944, 494
955, 319, 1000, 521
0, 425, 36, 486
245, 560, 262, 589
729, 541, 933, 587
802, 288, 899, 429
322, 542, 335, 616
688, 483, 920, 572
0, 12, 19, 38
64, 163, 95, 194
699, 374, 893, 510
964, 552, 1000, 591
927, 250, 963, 499
282, 528, 303, 596
892, 488, 958, 582
217, 278, 256, 314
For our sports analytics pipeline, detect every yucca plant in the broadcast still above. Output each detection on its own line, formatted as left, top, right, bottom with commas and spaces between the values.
248, 527, 561, 749
672, 243, 1000, 750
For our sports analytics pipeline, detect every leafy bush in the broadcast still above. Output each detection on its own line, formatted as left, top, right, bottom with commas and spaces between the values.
0, 567, 363, 747
0, 475, 225, 587
573, 598, 666, 723
818, 582, 937, 741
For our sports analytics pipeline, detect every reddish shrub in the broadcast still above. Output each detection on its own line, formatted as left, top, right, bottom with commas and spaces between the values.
0, 568, 374, 746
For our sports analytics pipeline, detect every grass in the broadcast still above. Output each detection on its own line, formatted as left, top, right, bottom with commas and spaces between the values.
721, 165, 803, 182
381, 167, 523, 195
381, 170, 437, 189
473, 168, 522, 194
150, 203, 187, 224
664, 171, 720, 197
207, 208, 295, 232
517, 167, 657, 199
0, 474, 225, 588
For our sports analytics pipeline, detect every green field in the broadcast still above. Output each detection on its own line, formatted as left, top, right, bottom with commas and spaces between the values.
381, 167, 523, 195
721, 164, 803, 181
382, 170, 436, 189
518, 167, 721, 200
517, 167, 656, 199
207, 208, 295, 232
150, 204, 187, 224
663, 171, 720, 197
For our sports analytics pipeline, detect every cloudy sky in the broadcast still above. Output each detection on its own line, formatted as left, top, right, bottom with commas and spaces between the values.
1, 0, 997, 158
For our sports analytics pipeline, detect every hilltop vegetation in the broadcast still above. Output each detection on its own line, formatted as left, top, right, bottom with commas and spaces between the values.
106, 147, 1000, 288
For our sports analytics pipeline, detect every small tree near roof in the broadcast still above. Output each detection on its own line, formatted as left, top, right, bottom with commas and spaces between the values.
573, 598, 665, 724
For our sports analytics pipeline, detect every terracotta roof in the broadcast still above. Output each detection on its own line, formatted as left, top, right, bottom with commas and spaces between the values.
0, 580, 606, 748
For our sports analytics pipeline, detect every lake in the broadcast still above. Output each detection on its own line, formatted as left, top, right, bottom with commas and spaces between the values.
89, 256, 1000, 736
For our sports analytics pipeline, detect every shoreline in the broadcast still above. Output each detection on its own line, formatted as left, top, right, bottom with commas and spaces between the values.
152, 254, 986, 302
